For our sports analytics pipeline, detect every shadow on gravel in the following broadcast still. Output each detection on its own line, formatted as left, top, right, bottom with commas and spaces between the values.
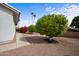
20, 36, 59, 44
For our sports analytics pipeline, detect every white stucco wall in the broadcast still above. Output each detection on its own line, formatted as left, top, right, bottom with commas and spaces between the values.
0, 5, 15, 43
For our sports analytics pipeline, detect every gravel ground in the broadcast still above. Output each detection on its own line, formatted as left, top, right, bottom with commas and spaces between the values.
0, 33, 79, 56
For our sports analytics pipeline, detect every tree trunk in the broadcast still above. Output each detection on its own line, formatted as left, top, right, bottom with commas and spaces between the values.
48, 37, 53, 43
49, 37, 52, 41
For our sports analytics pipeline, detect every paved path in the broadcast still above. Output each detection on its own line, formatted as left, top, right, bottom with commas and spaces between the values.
0, 33, 30, 52
0, 33, 79, 56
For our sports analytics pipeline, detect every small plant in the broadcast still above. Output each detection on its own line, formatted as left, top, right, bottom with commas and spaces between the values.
36, 14, 68, 43
29, 25, 36, 33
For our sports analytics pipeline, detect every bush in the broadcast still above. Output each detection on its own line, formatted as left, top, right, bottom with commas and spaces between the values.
29, 25, 36, 32
36, 14, 68, 41
20, 26, 28, 33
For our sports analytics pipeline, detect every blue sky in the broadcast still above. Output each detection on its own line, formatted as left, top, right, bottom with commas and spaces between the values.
9, 3, 79, 27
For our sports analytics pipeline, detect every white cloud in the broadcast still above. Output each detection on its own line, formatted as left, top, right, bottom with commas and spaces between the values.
45, 4, 79, 26
45, 7, 55, 12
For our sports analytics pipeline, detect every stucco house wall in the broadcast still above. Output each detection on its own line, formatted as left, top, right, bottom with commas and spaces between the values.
0, 3, 20, 44
0, 5, 15, 43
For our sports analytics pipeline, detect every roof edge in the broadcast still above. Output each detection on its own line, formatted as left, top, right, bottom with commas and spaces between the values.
0, 3, 21, 14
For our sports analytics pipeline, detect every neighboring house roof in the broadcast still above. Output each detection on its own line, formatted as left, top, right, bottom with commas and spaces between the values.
0, 3, 20, 25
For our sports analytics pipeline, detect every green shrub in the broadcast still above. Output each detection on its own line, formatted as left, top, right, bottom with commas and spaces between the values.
36, 14, 68, 40
29, 25, 36, 32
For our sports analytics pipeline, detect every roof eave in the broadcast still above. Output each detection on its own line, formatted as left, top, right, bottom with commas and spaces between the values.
0, 3, 20, 14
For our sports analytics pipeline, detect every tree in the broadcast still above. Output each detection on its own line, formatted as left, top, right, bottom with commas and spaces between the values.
70, 16, 79, 28
31, 12, 36, 25
29, 25, 36, 33
36, 14, 68, 42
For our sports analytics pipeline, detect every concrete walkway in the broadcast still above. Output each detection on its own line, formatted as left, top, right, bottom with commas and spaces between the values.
0, 32, 30, 52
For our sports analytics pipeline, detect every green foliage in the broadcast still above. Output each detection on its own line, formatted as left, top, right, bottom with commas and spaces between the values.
29, 25, 36, 32
36, 14, 68, 37
70, 16, 79, 28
